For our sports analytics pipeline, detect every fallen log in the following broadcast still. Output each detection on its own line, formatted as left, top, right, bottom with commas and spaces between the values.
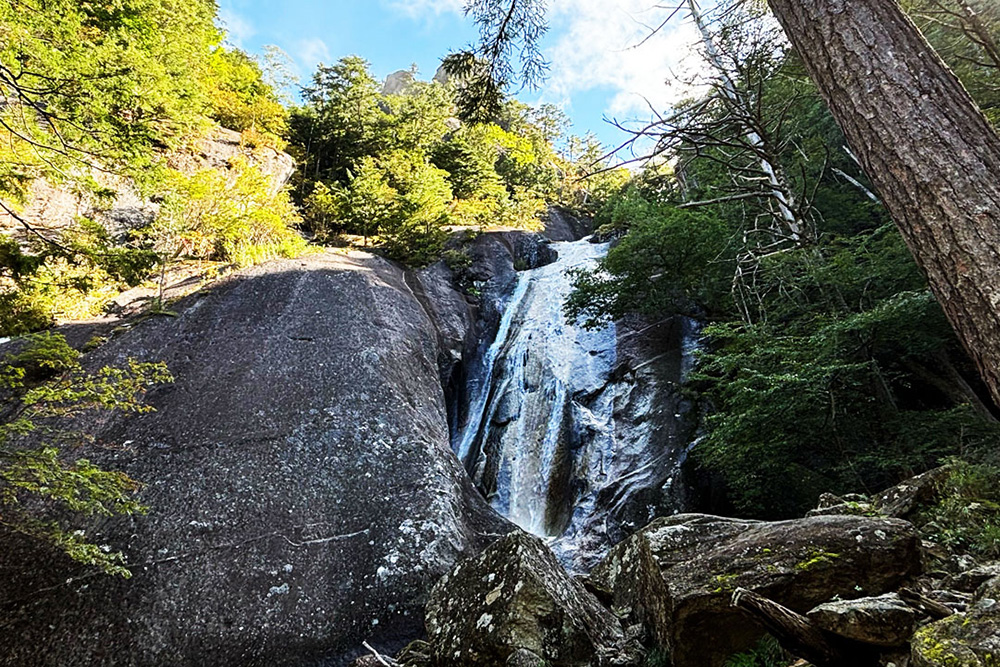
898, 587, 955, 620
731, 589, 879, 667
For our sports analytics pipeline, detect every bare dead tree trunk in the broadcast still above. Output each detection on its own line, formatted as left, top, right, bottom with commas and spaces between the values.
767, 0, 1000, 406
688, 0, 806, 242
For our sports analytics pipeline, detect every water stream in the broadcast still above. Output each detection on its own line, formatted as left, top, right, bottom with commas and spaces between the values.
454, 238, 699, 570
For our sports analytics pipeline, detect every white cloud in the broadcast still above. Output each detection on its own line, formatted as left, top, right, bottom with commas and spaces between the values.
217, 7, 257, 48
390, 0, 703, 125
544, 0, 703, 120
295, 37, 333, 73
389, 0, 702, 128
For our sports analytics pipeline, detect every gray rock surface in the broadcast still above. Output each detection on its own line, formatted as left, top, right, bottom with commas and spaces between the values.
911, 577, 1000, 666
590, 514, 921, 667
874, 466, 952, 519
944, 563, 1000, 593
544, 207, 593, 242
807, 593, 916, 647
382, 70, 417, 95
583, 533, 672, 652
0, 249, 513, 666
506, 649, 549, 666
425, 532, 637, 666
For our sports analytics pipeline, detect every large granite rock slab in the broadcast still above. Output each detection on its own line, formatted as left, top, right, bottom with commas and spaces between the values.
0, 250, 512, 666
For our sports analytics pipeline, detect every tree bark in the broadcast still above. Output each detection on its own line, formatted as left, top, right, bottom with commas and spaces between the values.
767, 0, 1000, 406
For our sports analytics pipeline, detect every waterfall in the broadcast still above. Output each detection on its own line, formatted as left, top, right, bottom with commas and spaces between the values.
454, 238, 700, 571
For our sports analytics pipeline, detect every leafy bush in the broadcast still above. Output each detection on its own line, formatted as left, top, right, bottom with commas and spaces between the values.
155, 158, 306, 267
207, 47, 288, 147
724, 637, 787, 667
917, 459, 1000, 559
567, 205, 732, 328
0, 333, 172, 576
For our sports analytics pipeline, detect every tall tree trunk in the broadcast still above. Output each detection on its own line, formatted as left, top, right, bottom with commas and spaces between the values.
767, 0, 1000, 405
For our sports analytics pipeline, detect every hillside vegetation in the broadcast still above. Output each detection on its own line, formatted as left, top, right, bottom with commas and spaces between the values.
566, 1, 1000, 544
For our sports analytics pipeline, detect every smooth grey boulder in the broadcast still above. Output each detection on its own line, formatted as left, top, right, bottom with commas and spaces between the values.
807, 594, 917, 647
544, 207, 593, 242
425, 532, 638, 666
911, 577, 1000, 666
0, 250, 512, 666
590, 514, 921, 667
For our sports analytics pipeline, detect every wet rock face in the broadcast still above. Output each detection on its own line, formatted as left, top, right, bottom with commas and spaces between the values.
911, 577, 1000, 666
453, 235, 701, 572
425, 532, 636, 666
807, 594, 917, 647
590, 514, 921, 667
543, 208, 593, 242
0, 250, 511, 667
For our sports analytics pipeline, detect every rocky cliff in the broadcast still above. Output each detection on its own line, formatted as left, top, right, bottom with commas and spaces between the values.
0, 127, 295, 240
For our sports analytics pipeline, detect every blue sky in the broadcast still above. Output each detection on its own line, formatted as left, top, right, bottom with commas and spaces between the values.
217, 0, 703, 151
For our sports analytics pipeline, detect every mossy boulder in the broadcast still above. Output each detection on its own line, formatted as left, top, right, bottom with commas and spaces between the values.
425, 532, 640, 666
590, 514, 921, 667
912, 577, 1000, 667
874, 465, 953, 519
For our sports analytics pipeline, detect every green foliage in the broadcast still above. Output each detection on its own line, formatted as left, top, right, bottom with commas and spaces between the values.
724, 637, 787, 667
565, 8, 1000, 519
0, 0, 220, 201
693, 295, 999, 517
643, 649, 672, 667
904, 0, 1000, 124
288, 57, 586, 264
431, 135, 506, 202
154, 158, 306, 267
290, 57, 390, 187
377, 151, 453, 265
0, 0, 299, 336
207, 47, 288, 146
442, 250, 474, 271
917, 459, 1000, 559
0, 333, 172, 576
567, 202, 732, 328
338, 157, 401, 242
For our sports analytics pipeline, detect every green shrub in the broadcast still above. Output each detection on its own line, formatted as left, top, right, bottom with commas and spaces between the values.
0, 333, 172, 576
155, 157, 306, 267
918, 459, 1000, 559
442, 250, 473, 271
724, 637, 787, 667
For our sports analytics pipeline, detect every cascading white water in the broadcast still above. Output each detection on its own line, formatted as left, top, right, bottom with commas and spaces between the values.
454, 236, 701, 571
455, 239, 619, 557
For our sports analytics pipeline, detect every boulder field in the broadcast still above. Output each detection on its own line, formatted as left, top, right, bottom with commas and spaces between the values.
402, 473, 999, 667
